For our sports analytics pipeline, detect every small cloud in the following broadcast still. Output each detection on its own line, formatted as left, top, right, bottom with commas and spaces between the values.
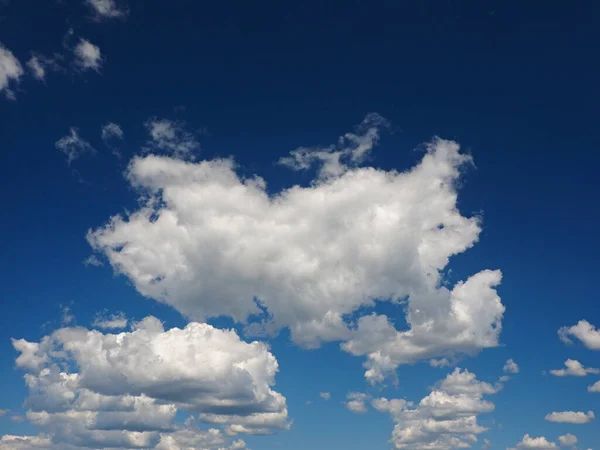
513, 434, 558, 449
319, 392, 331, 401
101, 122, 124, 157
83, 254, 104, 267
482, 438, 491, 450
74, 38, 102, 71
0, 409, 9, 417
305, 400, 312, 405
55, 127, 96, 165
345, 392, 369, 414
60, 304, 74, 325
430, 358, 451, 368
26, 53, 62, 82
550, 359, 599, 377
503, 358, 519, 374
545, 410, 595, 424
10, 414, 25, 423
588, 380, 600, 392
558, 320, 600, 350
558, 433, 577, 447
0, 43, 23, 99
85, 0, 126, 20
144, 118, 200, 159
499, 375, 511, 382
92, 311, 128, 330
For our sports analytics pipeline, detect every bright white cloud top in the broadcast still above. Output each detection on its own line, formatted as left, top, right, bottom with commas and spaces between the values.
370, 368, 501, 450
8, 317, 286, 449
74, 38, 103, 71
549, 359, 599, 377
0, 44, 23, 99
544, 410, 595, 424
512, 434, 558, 449
559, 320, 600, 350
88, 115, 505, 384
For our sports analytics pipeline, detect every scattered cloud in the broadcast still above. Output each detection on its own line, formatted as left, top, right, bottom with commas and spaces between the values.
430, 358, 452, 368
279, 112, 389, 180
0, 410, 9, 417
88, 116, 504, 384
85, 0, 126, 19
372, 368, 501, 450
0, 43, 23, 99
101, 122, 123, 142
545, 410, 595, 424
345, 393, 368, 414
504, 358, 520, 374
558, 434, 577, 447
83, 254, 103, 267
91, 311, 127, 329
512, 434, 558, 449
588, 380, 600, 392
559, 320, 600, 350
55, 127, 96, 165
60, 305, 74, 326
143, 118, 200, 159
26, 53, 61, 81
9, 316, 288, 448
74, 38, 102, 71
319, 392, 331, 401
550, 359, 599, 377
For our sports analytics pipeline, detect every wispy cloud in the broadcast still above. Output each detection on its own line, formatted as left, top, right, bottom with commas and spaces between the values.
55, 127, 96, 165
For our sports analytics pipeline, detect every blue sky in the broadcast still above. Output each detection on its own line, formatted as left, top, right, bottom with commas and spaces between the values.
1, 1, 599, 449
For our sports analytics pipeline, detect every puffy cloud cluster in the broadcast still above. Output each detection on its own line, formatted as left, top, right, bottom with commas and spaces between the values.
8, 317, 287, 449
544, 410, 595, 424
0, 43, 23, 99
345, 393, 369, 414
371, 368, 501, 449
559, 320, 600, 350
558, 433, 577, 447
88, 115, 505, 383
549, 359, 599, 377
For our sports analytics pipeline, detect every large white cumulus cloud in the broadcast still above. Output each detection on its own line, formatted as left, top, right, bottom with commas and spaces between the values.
88, 114, 504, 381
8, 317, 287, 449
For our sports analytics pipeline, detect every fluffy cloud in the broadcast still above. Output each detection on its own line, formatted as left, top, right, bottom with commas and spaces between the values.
101, 122, 124, 143
371, 368, 500, 450
550, 359, 599, 377
504, 358, 519, 374
26, 53, 61, 81
74, 39, 102, 71
55, 127, 96, 165
88, 115, 504, 383
0, 43, 23, 99
8, 317, 288, 448
91, 311, 128, 329
345, 393, 369, 414
588, 380, 600, 392
512, 434, 558, 449
143, 118, 200, 158
545, 411, 595, 424
558, 434, 577, 447
319, 392, 331, 401
85, 0, 126, 19
559, 320, 600, 350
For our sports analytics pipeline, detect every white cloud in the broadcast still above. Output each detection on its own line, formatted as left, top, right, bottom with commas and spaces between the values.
371, 368, 501, 450
588, 380, 600, 392
430, 358, 452, 368
513, 434, 558, 449
83, 255, 103, 267
144, 118, 200, 158
74, 38, 102, 71
55, 127, 96, 165
279, 112, 388, 180
503, 358, 519, 374
545, 411, 595, 424
550, 359, 599, 377
8, 317, 289, 448
559, 320, 600, 350
26, 53, 61, 82
345, 393, 368, 414
558, 434, 577, 447
88, 115, 504, 383
91, 311, 128, 329
0, 43, 23, 99
319, 392, 331, 401
101, 122, 124, 142
85, 0, 126, 19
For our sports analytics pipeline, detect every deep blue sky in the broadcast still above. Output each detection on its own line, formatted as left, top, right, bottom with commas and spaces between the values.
1, 1, 599, 449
